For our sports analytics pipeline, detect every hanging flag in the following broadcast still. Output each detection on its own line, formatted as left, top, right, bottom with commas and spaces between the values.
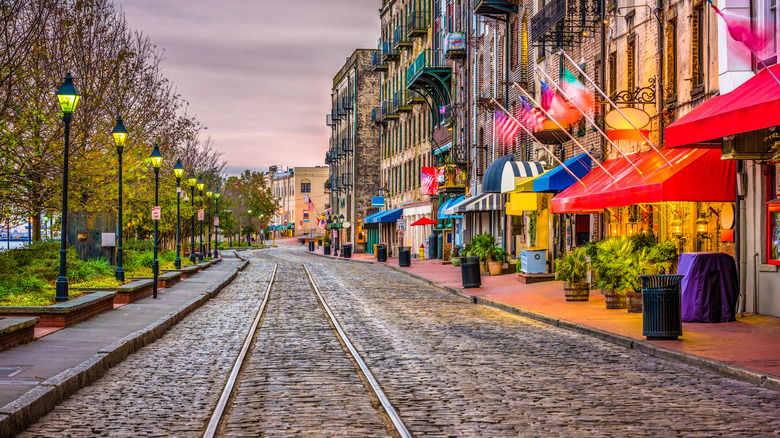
710, 2, 770, 55
541, 80, 577, 124
421, 167, 439, 195
517, 97, 546, 132
495, 109, 521, 143
562, 69, 595, 113
540, 81, 555, 111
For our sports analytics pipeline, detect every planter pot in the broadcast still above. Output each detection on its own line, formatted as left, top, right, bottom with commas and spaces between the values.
564, 282, 590, 301
479, 261, 486, 276
451, 257, 462, 267
323, 244, 331, 256
603, 289, 627, 309
487, 260, 503, 276
626, 291, 643, 313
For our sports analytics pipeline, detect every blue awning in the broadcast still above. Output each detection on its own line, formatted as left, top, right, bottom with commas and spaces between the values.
533, 153, 592, 192
438, 196, 464, 219
364, 208, 403, 224
481, 154, 515, 193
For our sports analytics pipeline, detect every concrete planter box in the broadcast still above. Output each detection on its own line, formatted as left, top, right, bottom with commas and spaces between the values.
0, 317, 39, 352
0, 292, 116, 327
114, 280, 154, 305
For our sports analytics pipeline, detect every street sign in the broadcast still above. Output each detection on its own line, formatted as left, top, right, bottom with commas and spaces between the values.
151, 206, 161, 221
214, 216, 219, 227
198, 209, 204, 221
372, 196, 385, 207
397, 218, 407, 232
299, 220, 303, 226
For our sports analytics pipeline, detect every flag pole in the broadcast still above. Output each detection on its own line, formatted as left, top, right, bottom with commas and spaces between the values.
558, 50, 674, 168
511, 84, 616, 180
534, 66, 643, 175
491, 99, 586, 187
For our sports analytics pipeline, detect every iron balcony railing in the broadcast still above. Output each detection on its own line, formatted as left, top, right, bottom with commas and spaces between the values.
372, 50, 388, 71
393, 90, 412, 112
341, 172, 352, 187
326, 114, 336, 127
394, 25, 412, 49
407, 8, 430, 36
341, 137, 353, 153
406, 49, 449, 86
342, 95, 353, 110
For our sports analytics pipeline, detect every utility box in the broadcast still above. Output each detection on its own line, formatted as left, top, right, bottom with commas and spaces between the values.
521, 248, 547, 274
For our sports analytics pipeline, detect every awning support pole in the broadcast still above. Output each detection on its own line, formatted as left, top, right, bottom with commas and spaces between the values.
558, 50, 674, 168
533, 67, 643, 176
491, 99, 586, 187
509, 86, 615, 180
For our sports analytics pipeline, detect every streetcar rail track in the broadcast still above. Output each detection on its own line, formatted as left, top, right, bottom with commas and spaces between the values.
203, 253, 411, 438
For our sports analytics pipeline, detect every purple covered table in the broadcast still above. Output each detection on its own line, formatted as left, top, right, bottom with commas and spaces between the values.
677, 253, 738, 323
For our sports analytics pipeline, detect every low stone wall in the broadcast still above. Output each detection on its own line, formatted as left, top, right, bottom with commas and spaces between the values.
114, 280, 154, 305
0, 292, 116, 327
0, 317, 38, 352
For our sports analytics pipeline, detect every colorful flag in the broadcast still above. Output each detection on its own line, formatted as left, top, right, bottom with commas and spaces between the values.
540, 80, 576, 124
421, 167, 439, 195
518, 98, 546, 132
562, 69, 595, 113
710, 2, 771, 55
495, 109, 521, 144
540, 81, 555, 111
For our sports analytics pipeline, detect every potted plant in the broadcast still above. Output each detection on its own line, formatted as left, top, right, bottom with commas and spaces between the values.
593, 237, 633, 309
450, 245, 462, 267
555, 246, 590, 301
486, 247, 508, 276
623, 243, 674, 313
322, 234, 331, 255
471, 233, 503, 275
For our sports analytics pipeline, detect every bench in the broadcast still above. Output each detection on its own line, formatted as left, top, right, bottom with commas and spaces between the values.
0, 317, 39, 352
0, 292, 116, 327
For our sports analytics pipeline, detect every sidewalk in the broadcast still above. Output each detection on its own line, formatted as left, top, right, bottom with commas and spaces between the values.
310, 245, 780, 390
0, 253, 247, 435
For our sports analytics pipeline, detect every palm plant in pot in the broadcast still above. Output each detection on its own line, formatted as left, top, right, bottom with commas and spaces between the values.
621, 245, 673, 313
450, 245, 462, 267
555, 246, 590, 301
593, 237, 634, 309
471, 233, 504, 275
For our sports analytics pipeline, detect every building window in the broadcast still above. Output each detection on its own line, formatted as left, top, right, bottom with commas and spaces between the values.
301, 181, 311, 194
666, 19, 678, 99
608, 52, 617, 99
691, 5, 704, 91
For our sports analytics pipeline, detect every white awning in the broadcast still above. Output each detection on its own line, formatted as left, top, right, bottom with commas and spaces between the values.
500, 161, 545, 193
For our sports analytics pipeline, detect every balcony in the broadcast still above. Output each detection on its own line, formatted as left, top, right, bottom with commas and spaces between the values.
382, 39, 399, 62
372, 107, 387, 124
341, 138, 353, 153
326, 114, 336, 127
382, 100, 399, 120
393, 25, 412, 49
406, 90, 426, 105
393, 91, 413, 113
336, 102, 346, 117
530, 0, 600, 47
341, 172, 353, 188
342, 95, 353, 111
473, 0, 517, 18
407, 8, 430, 37
444, 32, 467, 60
372, 50, 388, 71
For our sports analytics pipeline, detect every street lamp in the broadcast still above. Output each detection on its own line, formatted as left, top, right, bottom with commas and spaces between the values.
149, 144, 163, 299
187, 173, 197, 263
111, 117, 127, 283
173, 160, 184, 269
197, 177, 205, 261
247, 209, 252, 245
54, 73, 80, 302
214, 188, 221, 258
206, 185, 213, 257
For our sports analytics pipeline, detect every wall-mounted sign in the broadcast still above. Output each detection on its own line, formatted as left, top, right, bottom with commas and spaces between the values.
372, 196, 385, 207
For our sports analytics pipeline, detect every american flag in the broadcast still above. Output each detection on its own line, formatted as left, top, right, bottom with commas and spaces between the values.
495, 110, 521, 144
518, 98, 546, 132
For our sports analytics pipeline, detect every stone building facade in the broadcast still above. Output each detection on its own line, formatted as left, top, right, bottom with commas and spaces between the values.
271, 167, 329, 237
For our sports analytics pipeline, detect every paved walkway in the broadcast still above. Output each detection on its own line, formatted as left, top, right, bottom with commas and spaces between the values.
306, 243, 780, 383
0, 255, 243, 410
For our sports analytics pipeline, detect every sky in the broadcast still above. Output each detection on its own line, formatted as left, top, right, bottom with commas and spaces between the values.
120, 0, 380, 175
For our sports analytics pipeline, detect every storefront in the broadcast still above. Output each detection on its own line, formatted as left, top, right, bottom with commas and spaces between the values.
401, 201, 432, 257
362, 208, 403, 256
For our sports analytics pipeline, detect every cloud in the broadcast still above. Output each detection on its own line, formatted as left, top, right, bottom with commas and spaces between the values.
120, 0, 379, 170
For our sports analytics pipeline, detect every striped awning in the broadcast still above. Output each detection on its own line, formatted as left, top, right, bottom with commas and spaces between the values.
481, 154, 515, 193
500, 160, 545, 193
442, 196, 472, 215
438, 196, 465, 219
465, 193, 501, 212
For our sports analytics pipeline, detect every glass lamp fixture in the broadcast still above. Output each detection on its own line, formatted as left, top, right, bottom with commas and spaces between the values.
696, 215, 708, 235
671, 218, 684, 236
608, 222, 620, 236
188, 173, 197, 187
55, 73, 80, 114
173, 160, 184, 179
206, 186, 213, 198
214, 188, 221, 199
149, 144, 163, 168
112, 117, 127, 147
626, 221, 639, 236
196, 177, 205, 191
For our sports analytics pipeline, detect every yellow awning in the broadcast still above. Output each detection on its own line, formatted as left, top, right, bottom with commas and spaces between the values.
506, 192, 540, 215
514, 170, 551, 193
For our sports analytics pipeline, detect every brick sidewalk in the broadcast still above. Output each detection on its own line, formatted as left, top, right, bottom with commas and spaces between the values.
309, 244, 780, 385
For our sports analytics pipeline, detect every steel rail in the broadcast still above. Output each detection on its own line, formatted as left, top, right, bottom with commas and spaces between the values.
203, 262, 278, 438
302, 263, 412, 438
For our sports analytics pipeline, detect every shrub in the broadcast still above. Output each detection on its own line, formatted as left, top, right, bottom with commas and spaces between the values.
555, 247, 589, 284
72, 258, 114, 283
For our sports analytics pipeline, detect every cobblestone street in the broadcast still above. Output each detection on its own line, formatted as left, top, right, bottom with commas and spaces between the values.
19, 248, 780, 436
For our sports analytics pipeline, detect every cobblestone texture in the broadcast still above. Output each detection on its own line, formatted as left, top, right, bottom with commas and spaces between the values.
20, 247, 780, 437
19, 256, 275, 438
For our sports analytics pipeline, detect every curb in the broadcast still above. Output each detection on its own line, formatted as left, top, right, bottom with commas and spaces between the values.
0, 263, 244, 437
308, 251, 780, 392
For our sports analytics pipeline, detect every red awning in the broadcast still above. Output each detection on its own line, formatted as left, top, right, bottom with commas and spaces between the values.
665, 64, 780, 148
551, 148, 736, 213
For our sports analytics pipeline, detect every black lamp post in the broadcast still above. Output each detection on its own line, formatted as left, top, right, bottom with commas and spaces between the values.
247, 209, 252, 246
173, 160, 184, 269
149, 144, 163, 299
214, 188, 221, 258
112, 117, 127, 282
197, 177, 205, 261
187, 173, 197, 264
206, 185, 213, 257
338, 214, 345, 255
54, 73, 80, 302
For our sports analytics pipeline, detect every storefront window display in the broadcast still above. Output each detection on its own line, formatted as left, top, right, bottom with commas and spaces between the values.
768, 164, 780, 265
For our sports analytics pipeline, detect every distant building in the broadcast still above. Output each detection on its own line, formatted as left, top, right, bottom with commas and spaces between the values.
270, 167, 329, 237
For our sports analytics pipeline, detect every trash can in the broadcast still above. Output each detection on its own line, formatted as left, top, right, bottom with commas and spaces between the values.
461, 256, 481, 288
342, 244, 352, 258
640, 275, 684, 340
376, 244, 388, 262
308, 241, 315, 251
428, 232, 438, 260
323, 244, 331, 256
398, 246, 411, 267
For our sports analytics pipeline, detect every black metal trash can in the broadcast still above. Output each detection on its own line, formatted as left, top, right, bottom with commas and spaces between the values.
376, 244, 388, 262
640, 275, 685, 340
342, 244, 352, 258
461, 256, 481, 288
308, 241, 315, 251
398, 246, 411, 267
323, 244, 331, 255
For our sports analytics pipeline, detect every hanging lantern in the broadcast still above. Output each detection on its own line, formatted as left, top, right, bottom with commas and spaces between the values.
696, 215, 708, 235
671, 218, 684, 236
609, 222, 620, 236
626, 221, 640, 236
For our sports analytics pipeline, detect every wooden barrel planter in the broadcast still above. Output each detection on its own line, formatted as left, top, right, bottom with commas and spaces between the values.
564, 282, 590, 301
603, 290, 627, 309
626, 292, 643, 313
